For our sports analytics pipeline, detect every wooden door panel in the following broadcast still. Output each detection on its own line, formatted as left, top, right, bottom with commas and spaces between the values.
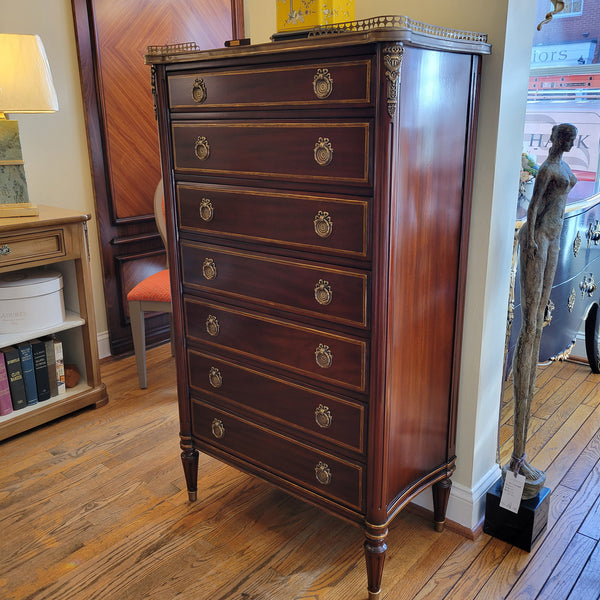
72, 0, 243, 354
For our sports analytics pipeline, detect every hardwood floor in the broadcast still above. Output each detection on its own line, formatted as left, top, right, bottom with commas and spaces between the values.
0, 345, 599, 600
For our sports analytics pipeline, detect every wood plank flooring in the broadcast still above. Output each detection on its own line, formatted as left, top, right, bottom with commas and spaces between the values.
0, 345, 599, 600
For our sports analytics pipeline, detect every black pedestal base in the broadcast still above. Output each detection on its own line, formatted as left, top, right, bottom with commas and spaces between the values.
483, 479, 550, 552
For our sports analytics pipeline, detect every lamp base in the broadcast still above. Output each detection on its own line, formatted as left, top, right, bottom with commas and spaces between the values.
0, 119, 31, 205
0, 203, 39, 217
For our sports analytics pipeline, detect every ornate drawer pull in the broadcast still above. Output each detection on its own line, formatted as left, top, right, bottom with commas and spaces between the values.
315, 343, 333, 369
209, 367, 223, 389
588, 220, 600, 246
314, 279, 333, 306
315, 404, 332, 428
206, 315, 220, 336
573, 231, 582, 257
192, 77, 207, 104
199, 198, 214, 222
314, 211, 333, 238
211, 418, 225, 439
313, 68, 333, 99
580, 273, 597, 298
568, 289, 576, 312
202, 258, 217, 280
314, 137, 333, 166
315, 461, 332, 485
0, 244, 10, 256
194, 136, 210, 161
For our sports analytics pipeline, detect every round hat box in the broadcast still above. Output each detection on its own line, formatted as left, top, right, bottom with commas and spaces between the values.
0, 269, 66, 334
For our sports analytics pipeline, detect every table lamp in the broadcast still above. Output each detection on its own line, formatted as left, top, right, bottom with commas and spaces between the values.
0, 33, 59, 216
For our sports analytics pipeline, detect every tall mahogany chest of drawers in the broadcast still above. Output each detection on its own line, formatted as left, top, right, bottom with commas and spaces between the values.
146, 17, 490, 598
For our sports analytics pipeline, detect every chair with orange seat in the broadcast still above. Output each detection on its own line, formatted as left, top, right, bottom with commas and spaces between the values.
127, 180, 172, 388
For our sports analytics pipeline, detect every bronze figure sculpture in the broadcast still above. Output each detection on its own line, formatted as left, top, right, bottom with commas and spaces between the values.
508, 123, 578, 499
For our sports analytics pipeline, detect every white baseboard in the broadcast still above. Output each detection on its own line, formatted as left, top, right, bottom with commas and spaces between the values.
412, 464, 502, 530
97, 330, 111, 359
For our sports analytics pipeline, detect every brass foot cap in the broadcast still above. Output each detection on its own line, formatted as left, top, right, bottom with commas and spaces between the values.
188, 490, 197, 502
434, 520, 445, 532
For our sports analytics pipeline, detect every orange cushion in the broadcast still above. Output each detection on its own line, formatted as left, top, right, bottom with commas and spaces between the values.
127, 269, 171, 303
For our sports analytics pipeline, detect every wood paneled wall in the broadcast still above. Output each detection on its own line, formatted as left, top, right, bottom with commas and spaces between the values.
71, 0, 244, 354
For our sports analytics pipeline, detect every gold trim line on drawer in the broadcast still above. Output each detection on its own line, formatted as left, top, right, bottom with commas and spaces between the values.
172, 122, 371, 185
168, 59, 373, 108
176, 185, 369, 258
181, 240, 369, 328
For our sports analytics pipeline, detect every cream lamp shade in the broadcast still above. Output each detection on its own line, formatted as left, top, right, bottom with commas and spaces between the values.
0, 33, 59, 115
0, 34, 58, 212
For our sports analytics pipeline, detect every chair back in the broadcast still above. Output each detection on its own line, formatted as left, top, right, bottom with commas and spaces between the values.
154, 178, 168, 247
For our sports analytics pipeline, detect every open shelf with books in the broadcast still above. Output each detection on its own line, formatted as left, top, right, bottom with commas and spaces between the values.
0, 206, 108, 441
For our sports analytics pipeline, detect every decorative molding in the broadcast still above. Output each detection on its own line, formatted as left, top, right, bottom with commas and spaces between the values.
384, 45, 404, 118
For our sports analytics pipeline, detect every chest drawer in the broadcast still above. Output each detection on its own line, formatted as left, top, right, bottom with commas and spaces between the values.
172, 122, 371, 186
177, 184, 369, 259
184, 298, 367, 393
191, 399, 365, 511
0, 228, 66, 269
168, 59, 372, 110
181, 241, 369, 328
188, 349, 366, 455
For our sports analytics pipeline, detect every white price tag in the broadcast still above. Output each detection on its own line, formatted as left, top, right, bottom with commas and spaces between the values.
500, 473, 526, 513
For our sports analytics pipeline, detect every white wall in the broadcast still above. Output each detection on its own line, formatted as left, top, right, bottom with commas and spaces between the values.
246, 0, 537, 529
6, 0, 537, 529
3, 0, 109, 357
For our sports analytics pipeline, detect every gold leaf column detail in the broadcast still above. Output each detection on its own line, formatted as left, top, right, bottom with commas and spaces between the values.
384, 45, 404, 119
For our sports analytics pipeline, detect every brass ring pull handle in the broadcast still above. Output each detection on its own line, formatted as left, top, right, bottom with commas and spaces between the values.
206, 315, 220, 336
0, 245, 10, 256
314, 211, 333, 238
315, 404, 332, 428
211, 418, 225, 439
209, 366, 223, 389
314, 279, 333, 306
313, 68, 333, 99
192, 78, 207, 104
314, 137, 333, 166
202, 258, 217, 280
315, 343, 333, 369
199, 198, 214, 222
194, 136, 210, 160
315, 461, 332, 485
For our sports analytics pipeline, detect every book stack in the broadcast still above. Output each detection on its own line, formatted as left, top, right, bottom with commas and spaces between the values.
0, 336, 67, 416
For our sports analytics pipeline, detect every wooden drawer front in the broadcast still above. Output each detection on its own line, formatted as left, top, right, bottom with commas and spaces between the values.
177, 184, 369, 259
184, 298, 367, 393
191, 399, 365, 511
181, 242, 368, 328
0, 229, 65, 268
172, 122, 370, 185
168, 59, 372, 110
188, 349, 366, 454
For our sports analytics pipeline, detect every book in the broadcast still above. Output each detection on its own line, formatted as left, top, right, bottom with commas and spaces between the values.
0, 350, 13, 416
42, 336, 58, 397
2, 346, 27, 410
54, 338, 66, 396
18, 342, 38, 406
31, 339, 51, 402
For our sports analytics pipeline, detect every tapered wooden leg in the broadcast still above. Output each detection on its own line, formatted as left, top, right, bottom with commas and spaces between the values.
181, 445, 199, 502
432, 477, 452, 532
364, 525, 388, 599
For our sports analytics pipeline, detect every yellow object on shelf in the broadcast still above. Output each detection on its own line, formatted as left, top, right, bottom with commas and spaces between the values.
276, 0, 355, 33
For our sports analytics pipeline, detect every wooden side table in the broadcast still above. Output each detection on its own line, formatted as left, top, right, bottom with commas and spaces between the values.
0, 205, 107, 441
